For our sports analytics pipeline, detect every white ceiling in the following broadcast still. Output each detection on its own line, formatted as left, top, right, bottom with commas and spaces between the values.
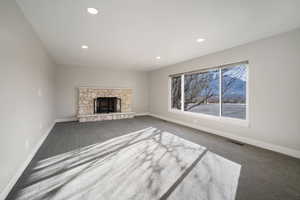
17, 0, 300, 71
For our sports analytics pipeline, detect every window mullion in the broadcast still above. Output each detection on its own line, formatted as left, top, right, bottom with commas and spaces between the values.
219, 68, 222, 117
181, 74, 184, 111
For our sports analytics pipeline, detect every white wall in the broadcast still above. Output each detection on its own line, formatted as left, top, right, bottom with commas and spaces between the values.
0, 0, 56, 196
0, 1, 299, 197
149, 29, 300, 156
55, 65, 149, 119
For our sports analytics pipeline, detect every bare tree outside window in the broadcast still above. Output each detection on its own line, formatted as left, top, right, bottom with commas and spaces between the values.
184, 69, 219, 116
171, 76, 181, 110
221, 64, 247, 119
171, 62, 247, 120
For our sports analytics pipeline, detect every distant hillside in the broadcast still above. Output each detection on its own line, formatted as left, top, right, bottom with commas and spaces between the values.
222, 76, 246, 103
195, 75, 246, 103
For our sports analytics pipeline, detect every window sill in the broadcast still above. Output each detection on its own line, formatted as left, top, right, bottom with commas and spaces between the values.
169, 109, 249, 127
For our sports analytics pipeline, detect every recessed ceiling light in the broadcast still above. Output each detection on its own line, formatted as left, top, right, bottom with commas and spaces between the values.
87, 8, 98, 15
81, 45, 88, 49
156, 56, 161, 60
196, 38, 205, 43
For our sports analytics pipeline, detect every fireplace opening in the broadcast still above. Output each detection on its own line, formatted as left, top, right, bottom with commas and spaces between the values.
94, 97, 121, 114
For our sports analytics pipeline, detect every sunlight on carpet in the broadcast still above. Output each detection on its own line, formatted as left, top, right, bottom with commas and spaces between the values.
14, 127, 240, 200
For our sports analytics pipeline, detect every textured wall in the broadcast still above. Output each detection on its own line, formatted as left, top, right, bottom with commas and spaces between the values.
0, 0, 56, 195
55, 65, 149, 119
149, 28, 300, 153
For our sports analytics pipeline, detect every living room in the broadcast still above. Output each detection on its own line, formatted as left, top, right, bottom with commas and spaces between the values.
1, 0, 300, 200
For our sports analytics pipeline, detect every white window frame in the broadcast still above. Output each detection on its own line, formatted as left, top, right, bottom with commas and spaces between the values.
168, 62, 249, 127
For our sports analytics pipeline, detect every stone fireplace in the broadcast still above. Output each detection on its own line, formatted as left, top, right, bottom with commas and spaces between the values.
77, 87, 135, 122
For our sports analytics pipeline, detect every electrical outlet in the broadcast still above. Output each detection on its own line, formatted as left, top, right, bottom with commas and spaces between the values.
39, 122, 43, 130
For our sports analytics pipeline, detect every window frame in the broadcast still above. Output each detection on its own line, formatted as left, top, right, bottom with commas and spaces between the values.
168, 62, 249, 127
170, 75, 183, 110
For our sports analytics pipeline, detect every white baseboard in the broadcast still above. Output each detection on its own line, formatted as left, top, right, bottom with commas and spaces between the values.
2, 113, 298, 200
135, 112, 150, 116
0, 121, 55, 200
55, 117, 78, 123
149, 113, 300, 159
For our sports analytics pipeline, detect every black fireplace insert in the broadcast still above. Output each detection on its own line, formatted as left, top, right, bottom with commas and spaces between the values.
94, 97, 121, 113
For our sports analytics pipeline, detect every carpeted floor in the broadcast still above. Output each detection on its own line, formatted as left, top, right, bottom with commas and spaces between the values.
6, 116, 300, 200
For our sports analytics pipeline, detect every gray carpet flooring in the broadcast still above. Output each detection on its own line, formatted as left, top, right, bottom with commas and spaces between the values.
6, 116, 300, 200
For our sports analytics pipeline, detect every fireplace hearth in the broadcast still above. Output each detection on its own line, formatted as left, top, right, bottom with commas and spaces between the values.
94, 97, 121, 113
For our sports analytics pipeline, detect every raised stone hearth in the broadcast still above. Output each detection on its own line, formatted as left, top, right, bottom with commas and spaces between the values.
78, 112, 135, 122
77, 87, 134, 122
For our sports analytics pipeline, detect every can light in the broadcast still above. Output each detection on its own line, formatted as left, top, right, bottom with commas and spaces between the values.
196, 38, 205, 43
87, 8, 98, 15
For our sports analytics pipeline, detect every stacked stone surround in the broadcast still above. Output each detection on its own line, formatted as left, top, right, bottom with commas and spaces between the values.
78, 112, 135, 122
77, 87, 135, 122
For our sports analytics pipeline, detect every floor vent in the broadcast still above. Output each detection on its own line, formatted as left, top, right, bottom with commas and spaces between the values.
228, 139, 245, 146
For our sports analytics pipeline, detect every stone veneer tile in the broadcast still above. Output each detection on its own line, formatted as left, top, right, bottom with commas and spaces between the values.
77, 88, 134, 122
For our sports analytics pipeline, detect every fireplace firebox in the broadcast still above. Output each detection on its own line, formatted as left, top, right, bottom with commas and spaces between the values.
94, 97, 121, 113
